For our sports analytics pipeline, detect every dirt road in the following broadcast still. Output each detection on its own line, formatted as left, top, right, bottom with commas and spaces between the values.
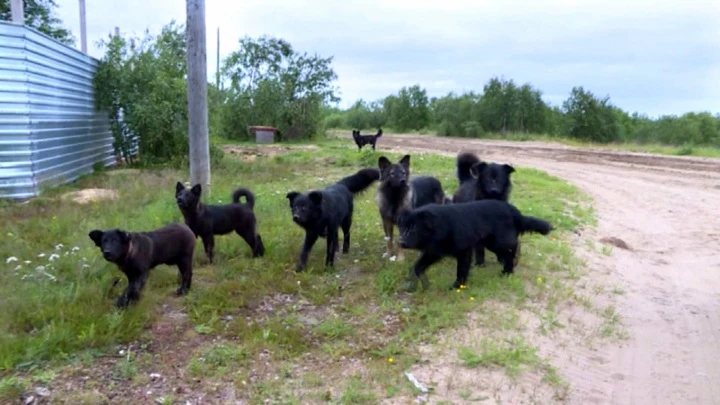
374, 134, 720, 404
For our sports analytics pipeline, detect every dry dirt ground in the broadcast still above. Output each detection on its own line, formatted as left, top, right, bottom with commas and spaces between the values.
362, 133, 720, 404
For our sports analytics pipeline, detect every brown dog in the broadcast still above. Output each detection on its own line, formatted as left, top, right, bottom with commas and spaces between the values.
375, 154, 447, 261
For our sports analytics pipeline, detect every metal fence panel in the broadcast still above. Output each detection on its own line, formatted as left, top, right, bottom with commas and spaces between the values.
0, 21, 115, 200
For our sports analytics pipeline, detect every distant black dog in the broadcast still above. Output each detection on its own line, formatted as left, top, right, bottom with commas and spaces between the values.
352, 128, 383, 151
452, 151, 516, 266
286, 168, 380, 272
397, 200, 552, 292
376, 154, 447, 261
175, 183, 265, 263
88, 223, 196, 308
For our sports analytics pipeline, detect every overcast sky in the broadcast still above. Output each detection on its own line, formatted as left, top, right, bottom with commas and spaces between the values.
54, 0, 720, 117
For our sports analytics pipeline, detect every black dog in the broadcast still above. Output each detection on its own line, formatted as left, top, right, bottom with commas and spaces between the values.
88, 223, 196, 308
452, 152, 516, 266
175, 183, 265, 263
352, 128, 383, 151
286, 168, 380, 272
376, 154, 447, 261
397, 200, 552, 292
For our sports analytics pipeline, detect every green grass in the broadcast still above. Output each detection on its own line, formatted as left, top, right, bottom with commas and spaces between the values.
0, 138, 596, 402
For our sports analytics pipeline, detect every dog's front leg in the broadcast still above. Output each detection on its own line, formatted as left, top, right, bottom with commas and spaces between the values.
297, 232, 318, 272
382, 218, 394, 258
403, 252, 442, 292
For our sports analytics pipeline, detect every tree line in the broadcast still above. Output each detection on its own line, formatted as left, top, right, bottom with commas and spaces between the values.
4, 8, 718, 163
328, 80, 720, 147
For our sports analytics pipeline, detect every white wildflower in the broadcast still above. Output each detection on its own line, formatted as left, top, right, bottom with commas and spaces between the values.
42, 271, 57, 282
24, 260, 31, 264
71, 246, 80, 252
48, 254, 60, 261
82, 264, 90, 269
14, 264, 22, 271
36, 265, 46, 271
37, 253, 46, 258
389, 255, 397, 262
55, 243, 64, 250
6, 256, 18, 264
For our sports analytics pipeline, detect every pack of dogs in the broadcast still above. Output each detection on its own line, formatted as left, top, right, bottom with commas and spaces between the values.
89, 131, 554, 308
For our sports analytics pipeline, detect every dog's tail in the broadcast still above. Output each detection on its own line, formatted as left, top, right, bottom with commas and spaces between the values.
510, 205, 553, 235
231, 187, 255, 210
336, 168, 381, 194
376, 128, 383, 137
457, 152, 481, 184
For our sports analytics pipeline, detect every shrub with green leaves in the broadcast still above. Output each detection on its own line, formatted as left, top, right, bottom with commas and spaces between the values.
93, 21, 189, 165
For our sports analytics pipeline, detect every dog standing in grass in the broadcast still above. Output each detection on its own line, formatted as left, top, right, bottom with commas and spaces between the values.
352, 128, 383, 151
452, 151, 517, 267
175, 183, 265, 263
376, 154, 448, 261
286, 168, 380, 272
88, 223, 196, 308
397, 200, 553, 292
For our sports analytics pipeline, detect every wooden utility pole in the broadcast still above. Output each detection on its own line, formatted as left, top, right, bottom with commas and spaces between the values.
78, 0, 88, 53
10, 0, 23, 24
216, 27, 220, 100
186, 0, 211, 193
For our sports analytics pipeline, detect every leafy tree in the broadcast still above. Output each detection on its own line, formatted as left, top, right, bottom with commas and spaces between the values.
0, 0, 74, 44
384, 85, 429, 131
431, 92, 482, 137
562, 86, 620, 143
220, 35, 339, 140
93, 21, 191, 164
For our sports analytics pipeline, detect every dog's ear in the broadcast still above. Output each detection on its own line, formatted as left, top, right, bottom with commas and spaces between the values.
175, 181, 185, 195
378, 156, 391, 172
286, 191, 300, 206
309, 191, 323, 205
190, 184, 202, 196
470, 162, 487, 179
503, 164, 515, 174
88, 230, 104, 247
118, 230, 131, 244
399, 154, 411, 169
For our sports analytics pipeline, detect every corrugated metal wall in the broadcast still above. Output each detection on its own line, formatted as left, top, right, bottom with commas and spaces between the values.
0, 21, 115, 200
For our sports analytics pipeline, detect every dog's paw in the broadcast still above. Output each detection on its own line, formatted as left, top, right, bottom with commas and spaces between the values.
115, 295, 130, 309
295, 263, 305, 273
402, 279, 419, 293
175, 287, 188, 297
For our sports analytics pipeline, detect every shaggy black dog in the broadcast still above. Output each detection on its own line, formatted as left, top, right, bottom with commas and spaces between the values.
88, 223, 196, 308
175, 183, 265, 263
352, 128, 383, 151
286, 168, 380, 271
452, 151, 516, 266
397, 200, 552, 292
